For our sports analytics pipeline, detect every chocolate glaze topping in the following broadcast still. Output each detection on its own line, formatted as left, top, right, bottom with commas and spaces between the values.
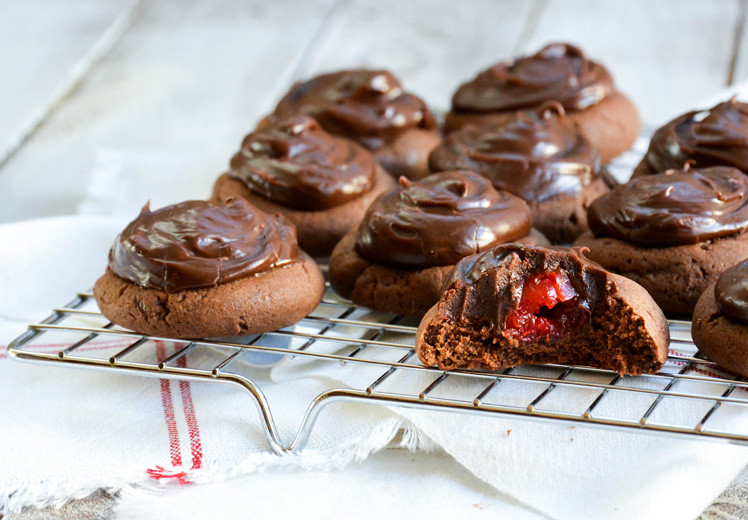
355, 170, 532, 268
643, 99, 748, 173
588, 166, 748, 246
715, 259, 748, 324
268, 69, 437, 150
229, 116, 376, 210
109, 199, 298, 292
430, 103, 601, 201
440, 244, 606, 328
451, 43, 614, 113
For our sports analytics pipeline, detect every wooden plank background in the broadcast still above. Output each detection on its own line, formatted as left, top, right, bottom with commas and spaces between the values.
0, 0, 744, 222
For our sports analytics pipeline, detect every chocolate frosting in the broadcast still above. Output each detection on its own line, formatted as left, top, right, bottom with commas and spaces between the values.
268, 69, 437, 150
109, 199, 298, 292
715, 259, 748, 324
430, 103, 601, 201
354, 170, 532, 269
451, 43, 614, 113
643, 99, 748, 173
440, 244, 605, 327
588, 166, 748, 246
229, 116, 376, 210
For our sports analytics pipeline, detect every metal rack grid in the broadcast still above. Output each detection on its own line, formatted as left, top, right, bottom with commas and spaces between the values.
7, 278, 748, 453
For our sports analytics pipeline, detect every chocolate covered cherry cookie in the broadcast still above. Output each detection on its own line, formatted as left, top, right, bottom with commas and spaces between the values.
416, 244, 669, 375
94, 199, 324, 338
260, 69, 441, 180
329, 170, 549, 316
692, 259, 748, 378
633, 98, 748, 178
444, 43, 640, 163
575, 165, 748, 315
212, 116, 396, 256
430, 102, 608, 243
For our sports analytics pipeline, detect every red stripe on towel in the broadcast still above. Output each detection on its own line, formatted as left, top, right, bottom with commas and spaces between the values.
156, 341, 183, 467
176, 355, 203, 470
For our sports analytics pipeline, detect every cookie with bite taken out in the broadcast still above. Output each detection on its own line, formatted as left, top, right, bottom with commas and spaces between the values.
416, 244, 669, 375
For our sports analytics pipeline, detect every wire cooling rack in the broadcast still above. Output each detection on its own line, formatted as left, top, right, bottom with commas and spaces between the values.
7, 274, 748, 453
11, 134, 744, 451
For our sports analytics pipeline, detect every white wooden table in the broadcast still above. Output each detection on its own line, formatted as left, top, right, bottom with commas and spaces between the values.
1, 0, 746, 223
2, 1, 747, 518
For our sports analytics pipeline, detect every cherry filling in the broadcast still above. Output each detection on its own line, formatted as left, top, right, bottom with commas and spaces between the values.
503, 270, 588, 341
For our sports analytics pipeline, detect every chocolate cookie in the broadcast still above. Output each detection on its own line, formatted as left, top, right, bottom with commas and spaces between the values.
260, 69, 441, 180
211, 116, 397, 257
575, 166, 748, 316
416, 244, 669, 375
329, 170, 550, 316
633, 98, 748, 178
443, 43, 640, 163
430, 102, 609, 244
94, 199, 325, 338
692, 260, 748, 378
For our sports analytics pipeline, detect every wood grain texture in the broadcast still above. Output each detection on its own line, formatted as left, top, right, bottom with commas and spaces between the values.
0, 0, 743, 223
0, 0, 337, 222
297, 0, 533, 110
0, 0, 137, 164
520, 0, 741, 126
730, 0, 748, 86
727, 0, 748, 85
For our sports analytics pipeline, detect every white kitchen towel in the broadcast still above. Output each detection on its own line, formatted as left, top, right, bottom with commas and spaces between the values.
2, 214, 748, 520
115, 448, 548, 520
1, 197, 747, 520
0, 216, 421, 512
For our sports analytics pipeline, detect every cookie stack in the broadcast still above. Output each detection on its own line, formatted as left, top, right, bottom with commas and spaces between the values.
94, 43, 748, 379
